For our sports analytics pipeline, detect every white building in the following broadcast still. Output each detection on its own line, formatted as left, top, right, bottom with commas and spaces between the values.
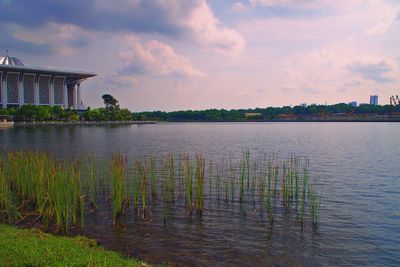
0, 52, 96, 110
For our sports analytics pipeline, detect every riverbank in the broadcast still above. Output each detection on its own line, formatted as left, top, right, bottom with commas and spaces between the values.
13, 120, 156, 127
0, 224, 148, 267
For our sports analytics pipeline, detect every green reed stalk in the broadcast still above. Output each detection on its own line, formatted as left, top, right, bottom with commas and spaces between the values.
111, 153, 127, 224
245, 150, 250, 189
273, 161, 279, 196
251, 162, 257, 203
209, 160, 213, 206
133, 161, 141, 209
294, 157, 299, 206
231, 173, 236, 202
140, 160, 148, 218
240, 154, 246, 202
301, 164, 309, 223
215, 165, 221, 201
150, 157, 157, 200
309, 180, 321, 226
183, 155, 193, 211
194, 155, 205, 213
266, 160, 273, 223
281, 161, 286, 207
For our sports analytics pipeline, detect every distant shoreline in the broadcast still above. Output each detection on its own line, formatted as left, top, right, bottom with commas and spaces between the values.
13, 120, 156, 127
155, 119, 400, 123
5, 118, 400, 127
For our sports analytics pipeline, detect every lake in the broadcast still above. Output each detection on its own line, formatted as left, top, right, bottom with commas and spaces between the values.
1, 122, 399, 266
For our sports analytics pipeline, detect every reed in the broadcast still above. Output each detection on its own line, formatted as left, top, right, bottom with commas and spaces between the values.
301, 163, 309, 223
273, 160, 279, 196
133, 161, 141, 209
0, 151, 85, 232
309, 181, 321, 226
194, 155, 205, 213
266, 160, 273, 223
215, 164, 221, 201
111, 153, 127, 224
136, 160, 148, 218
294, 156, 299, 205
245, 150, 250, 189
240, 153, 246, 202
149, 157, 157, 200
0, 150, 322, 232
183, 155, 193, 211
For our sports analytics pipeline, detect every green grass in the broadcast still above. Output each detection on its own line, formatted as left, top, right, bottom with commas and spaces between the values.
0, 224, 146, 267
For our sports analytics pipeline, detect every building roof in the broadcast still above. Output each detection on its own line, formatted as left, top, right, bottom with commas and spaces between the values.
0, 53, 96, 83
0, 55, 25, 66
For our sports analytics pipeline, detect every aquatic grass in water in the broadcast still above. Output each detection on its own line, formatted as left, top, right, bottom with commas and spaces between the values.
111, 153, 128, 224
194, 155, 205, 213
0, 150, 322, 233
0, 151, 85, 232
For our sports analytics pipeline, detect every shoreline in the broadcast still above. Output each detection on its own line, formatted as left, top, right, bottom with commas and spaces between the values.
0, 224, 149, 267
13, 120, 156, 127
155, 119, 400, 123
3, 119, 400, 128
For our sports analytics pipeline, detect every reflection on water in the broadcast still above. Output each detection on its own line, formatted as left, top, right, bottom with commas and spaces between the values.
1, 122, 399, 266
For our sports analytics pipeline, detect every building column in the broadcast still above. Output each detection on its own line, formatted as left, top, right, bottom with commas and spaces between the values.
18, 73, 24, 107
77, 82, 81, 109
73, 83, 78, 110
63, 82, 68, 109
49, 76, 55, 107
2, 72, 7, 109
34, 75, 40, 106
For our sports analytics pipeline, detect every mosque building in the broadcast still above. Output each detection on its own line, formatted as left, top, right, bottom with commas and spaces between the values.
0, 51, 96, 110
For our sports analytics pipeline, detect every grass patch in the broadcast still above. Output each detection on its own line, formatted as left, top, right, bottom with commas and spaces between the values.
0, 224, 146, 267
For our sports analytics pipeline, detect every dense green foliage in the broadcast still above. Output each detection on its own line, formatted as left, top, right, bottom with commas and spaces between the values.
133, 103, 400, 121
83, 107, 132, 121
0, 105, 79, 121
0, 93, 133, 121
0, 224, 144, 267
1, 102, 399, 122
83, 94, 131, 121
102, 94, 120, 110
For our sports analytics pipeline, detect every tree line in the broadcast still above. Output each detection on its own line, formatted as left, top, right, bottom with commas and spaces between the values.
132, 103, 400, 121
1, 97, 399, 122
0, 94, 132, 122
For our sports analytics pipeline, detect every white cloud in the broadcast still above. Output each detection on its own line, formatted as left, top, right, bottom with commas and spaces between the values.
250, 0, 399, 36
11, 22, 96, 55
119, 38, 204, 78
187, 0, 245, 56
231, 2, 248, 13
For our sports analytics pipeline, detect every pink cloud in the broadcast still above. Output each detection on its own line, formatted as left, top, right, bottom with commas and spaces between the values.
119, 39, 204, 78
187, 0, 245, 56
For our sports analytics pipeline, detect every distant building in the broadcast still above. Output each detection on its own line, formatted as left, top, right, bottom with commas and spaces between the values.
244, 112, 262, 118
349, 101, 357, 107
370, 95, 378, 105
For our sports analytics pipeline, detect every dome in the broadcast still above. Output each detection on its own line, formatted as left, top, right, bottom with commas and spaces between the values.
0, 51, 25, 66
0, 56, 25, 66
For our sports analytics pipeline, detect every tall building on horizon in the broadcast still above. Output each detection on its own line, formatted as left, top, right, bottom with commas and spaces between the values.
370, 95, 378, 105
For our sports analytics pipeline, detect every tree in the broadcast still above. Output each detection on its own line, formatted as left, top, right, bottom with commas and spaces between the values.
102, 94, 119, 110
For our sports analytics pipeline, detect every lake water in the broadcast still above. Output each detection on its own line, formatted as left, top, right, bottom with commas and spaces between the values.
1, 122, 399, 266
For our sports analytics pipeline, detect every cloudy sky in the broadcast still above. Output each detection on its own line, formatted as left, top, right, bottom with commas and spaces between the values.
1, 0, 399, 111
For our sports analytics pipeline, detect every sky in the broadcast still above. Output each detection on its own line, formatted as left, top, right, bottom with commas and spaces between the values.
0, 0, 399, 111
